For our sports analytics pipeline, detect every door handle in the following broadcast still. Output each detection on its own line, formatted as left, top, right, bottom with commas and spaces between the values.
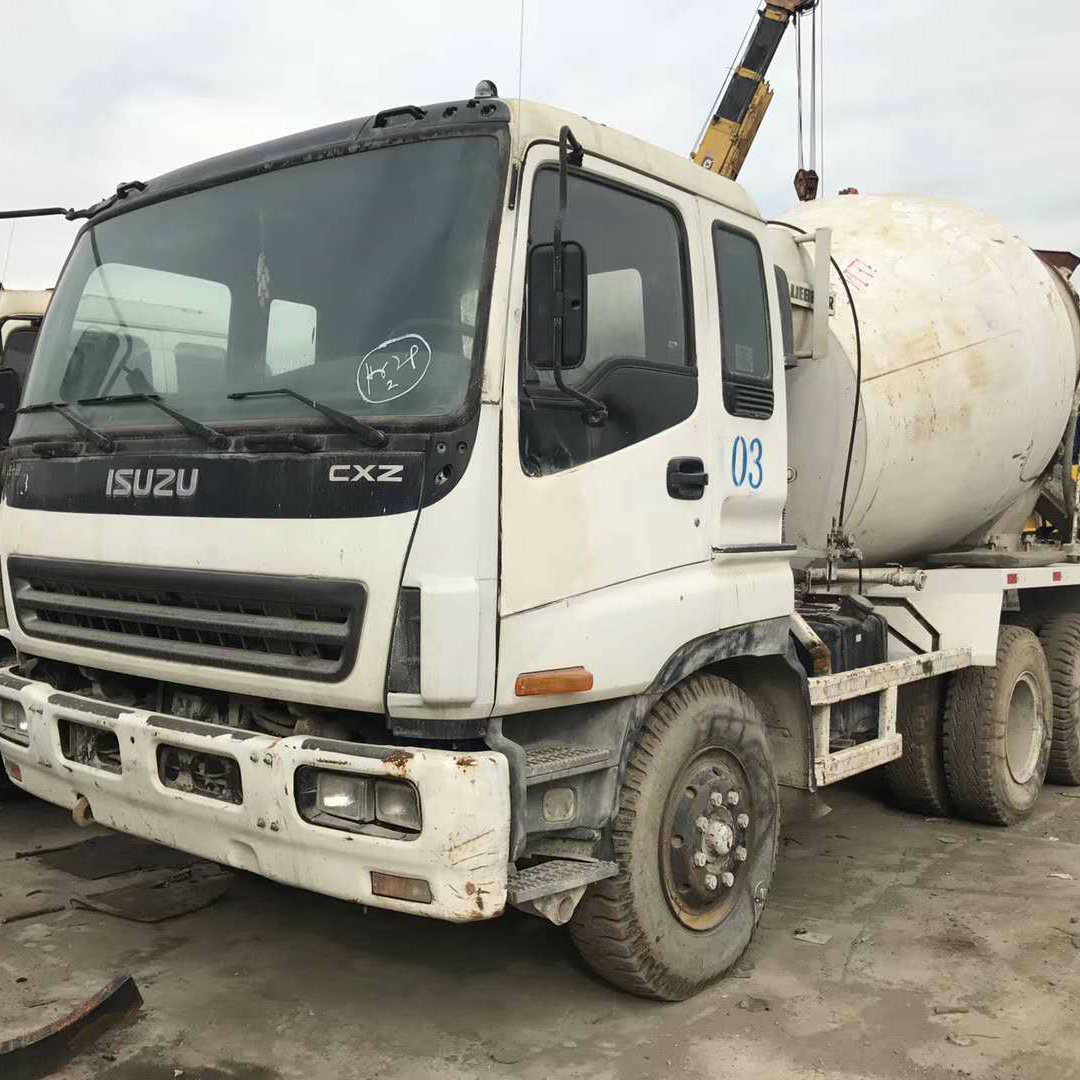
667, 457, 709, 500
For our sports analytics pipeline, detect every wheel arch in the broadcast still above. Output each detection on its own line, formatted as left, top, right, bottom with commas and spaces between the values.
619, 617, 814, 794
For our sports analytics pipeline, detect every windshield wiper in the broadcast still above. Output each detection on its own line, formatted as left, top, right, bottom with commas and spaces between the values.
18, 401, 116, 452
227, 387, 387, 448
77, 393, 228, 450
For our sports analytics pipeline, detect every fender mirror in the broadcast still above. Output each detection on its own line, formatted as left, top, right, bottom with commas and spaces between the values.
527, 240, 587, 370
0, 366, 22, 446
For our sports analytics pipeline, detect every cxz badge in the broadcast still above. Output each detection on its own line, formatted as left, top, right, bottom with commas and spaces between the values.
105, 468, 199, 497
328, 464, 404, 484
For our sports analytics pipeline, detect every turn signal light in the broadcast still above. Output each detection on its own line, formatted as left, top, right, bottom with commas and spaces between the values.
515, 666, 594, 697
370, 871, 433, 904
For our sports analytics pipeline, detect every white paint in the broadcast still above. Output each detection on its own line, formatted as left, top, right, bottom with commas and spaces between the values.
775, 196, 1080, 563
0, 675, 509, 922
0, 504, 418, 712
0, 288, 51, 349
420, 579, 480, 704
388, 404, 500, 721
356, 333, 432, 404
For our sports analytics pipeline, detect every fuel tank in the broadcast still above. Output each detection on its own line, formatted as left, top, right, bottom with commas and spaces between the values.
773, 196, 1080, 564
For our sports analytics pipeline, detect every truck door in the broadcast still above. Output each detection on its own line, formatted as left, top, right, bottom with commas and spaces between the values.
701, 211, 789, 557
497, 151, 713, 689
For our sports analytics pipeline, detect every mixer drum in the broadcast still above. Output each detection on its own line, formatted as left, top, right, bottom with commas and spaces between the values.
779, 196, 1080, 564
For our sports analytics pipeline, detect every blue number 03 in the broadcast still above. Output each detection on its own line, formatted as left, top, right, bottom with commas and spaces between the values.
731, 436, 763, 490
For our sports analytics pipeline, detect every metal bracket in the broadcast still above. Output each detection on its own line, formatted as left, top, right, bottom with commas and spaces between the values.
792, 228, 832, 361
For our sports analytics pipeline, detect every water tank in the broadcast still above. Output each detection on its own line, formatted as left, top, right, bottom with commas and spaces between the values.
773, 196, 1080, 564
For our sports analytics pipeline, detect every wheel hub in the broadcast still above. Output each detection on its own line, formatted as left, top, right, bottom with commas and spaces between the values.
661, 751, 752, 931
1005, 670, 1044, 785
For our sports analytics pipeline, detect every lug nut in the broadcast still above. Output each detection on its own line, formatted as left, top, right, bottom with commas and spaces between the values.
734, 846, 748, 862
693, 851, 707, 867
709, 792, 724, 809
736, 812, 750, 829
721, 871, 735, 888
695, 815, 709, 832
727, 790, 740, 807
704, 873, 718, 891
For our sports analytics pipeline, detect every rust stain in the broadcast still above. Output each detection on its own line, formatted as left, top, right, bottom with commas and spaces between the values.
455, 755, 477, 770
383, 749, 413, 774
465, 881, 476, 896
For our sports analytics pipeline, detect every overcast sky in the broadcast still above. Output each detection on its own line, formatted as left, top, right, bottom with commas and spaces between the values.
3, 0, 1078, 289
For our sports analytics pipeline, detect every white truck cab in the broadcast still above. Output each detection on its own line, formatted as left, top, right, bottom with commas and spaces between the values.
0, 288, 50, 389
1, 90, 1078, 1001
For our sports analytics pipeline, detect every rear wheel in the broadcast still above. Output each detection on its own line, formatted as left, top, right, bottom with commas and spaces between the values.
884, 676, 951, 816
943, 625, 1052, 825
1038, 613, 1080, 785
569, 675, 779, 1000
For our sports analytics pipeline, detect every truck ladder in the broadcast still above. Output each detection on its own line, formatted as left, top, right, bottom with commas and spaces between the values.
808, 648, 972, 786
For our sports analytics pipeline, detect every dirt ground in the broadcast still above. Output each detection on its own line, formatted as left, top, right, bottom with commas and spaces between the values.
2, 776, 1079, 1080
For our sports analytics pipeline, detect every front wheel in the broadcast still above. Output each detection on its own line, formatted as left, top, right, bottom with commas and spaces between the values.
569, 675, 779, 1000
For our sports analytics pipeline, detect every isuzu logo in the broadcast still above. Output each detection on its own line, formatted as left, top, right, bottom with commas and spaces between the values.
105, 468, 199, 498
328, 464, 404, 484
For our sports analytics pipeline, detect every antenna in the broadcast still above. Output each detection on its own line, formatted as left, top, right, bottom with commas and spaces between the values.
516, 0, 526, 160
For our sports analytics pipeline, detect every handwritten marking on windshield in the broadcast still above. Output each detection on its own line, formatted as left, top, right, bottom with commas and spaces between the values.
356, 333, 432, 404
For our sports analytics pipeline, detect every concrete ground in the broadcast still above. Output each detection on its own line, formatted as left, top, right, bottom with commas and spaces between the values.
2, 777, 1079, 1080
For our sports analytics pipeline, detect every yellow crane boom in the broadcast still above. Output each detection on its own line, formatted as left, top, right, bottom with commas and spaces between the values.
692, 0, 816, 183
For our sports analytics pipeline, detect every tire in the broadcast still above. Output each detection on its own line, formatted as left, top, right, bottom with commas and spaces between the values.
1002, 611, 1043, 635
884, 675, 951, 815
1038, 613, 1080, 785
569, 675, 779, 1000
943, 624, 1053, 825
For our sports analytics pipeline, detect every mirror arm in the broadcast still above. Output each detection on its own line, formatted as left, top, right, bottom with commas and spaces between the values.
552, 125, 606, 426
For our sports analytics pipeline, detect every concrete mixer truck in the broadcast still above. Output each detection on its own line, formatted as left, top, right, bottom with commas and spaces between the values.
0, 91, 1078, 1000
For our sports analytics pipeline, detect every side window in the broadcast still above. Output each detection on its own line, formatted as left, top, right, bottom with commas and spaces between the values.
521, 168, 696, 476
713, 225, 773, 419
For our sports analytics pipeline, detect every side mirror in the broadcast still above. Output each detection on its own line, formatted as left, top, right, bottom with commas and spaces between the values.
527, 241, 587, 370
0, 367, 22, 446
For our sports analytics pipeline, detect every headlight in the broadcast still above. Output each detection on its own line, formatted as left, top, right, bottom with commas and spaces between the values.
387, 588, 421, 694
0, 699, 28, 745
295, 766, 421, 837
316, 770, 373, 823
375, 779, 422, 831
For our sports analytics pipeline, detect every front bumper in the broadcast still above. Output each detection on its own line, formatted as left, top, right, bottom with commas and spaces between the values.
0, 667, 510, 922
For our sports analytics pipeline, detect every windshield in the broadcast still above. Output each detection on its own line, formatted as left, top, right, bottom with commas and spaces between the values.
16, 135, 503, 442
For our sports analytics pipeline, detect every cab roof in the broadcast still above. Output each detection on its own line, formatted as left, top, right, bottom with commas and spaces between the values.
508, 100, 761, 220
85, 93, 760, 225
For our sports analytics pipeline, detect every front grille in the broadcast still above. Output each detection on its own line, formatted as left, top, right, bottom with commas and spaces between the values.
9, 557, 365, 682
